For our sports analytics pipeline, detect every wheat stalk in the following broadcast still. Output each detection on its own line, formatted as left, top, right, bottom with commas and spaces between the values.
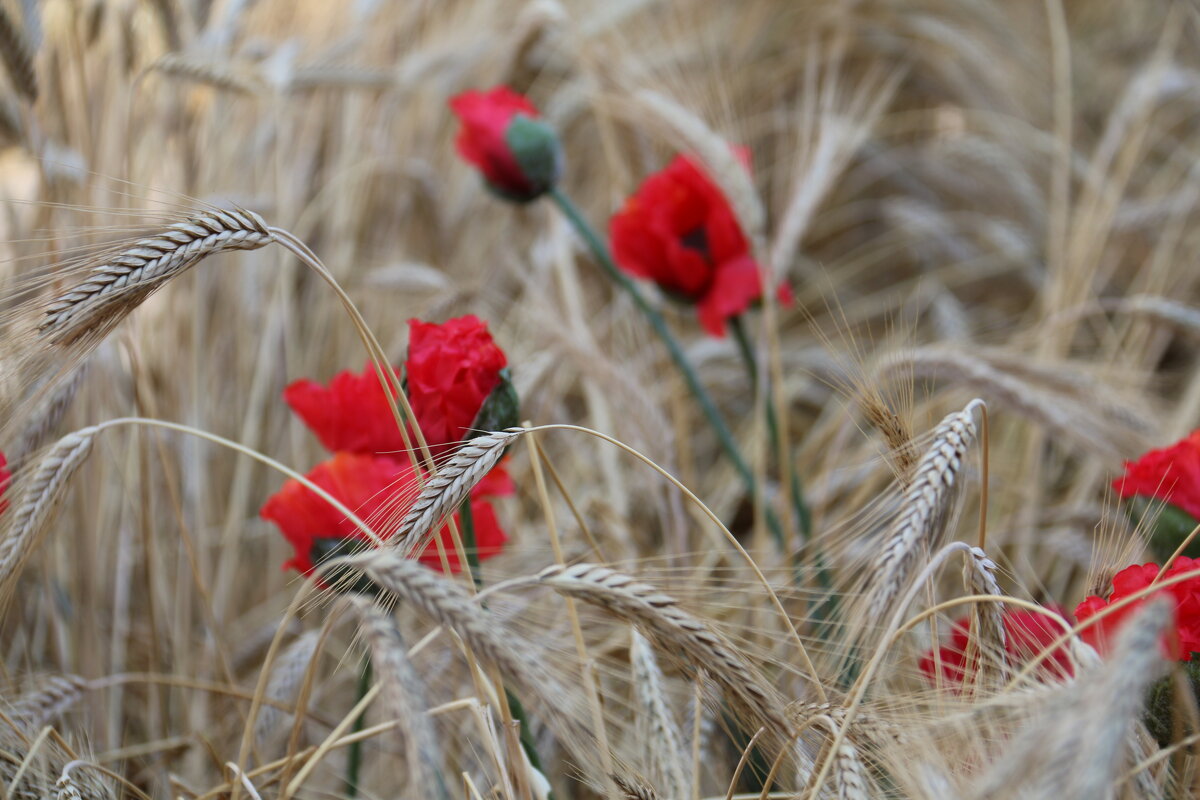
536, 563, 796, 754
0, 426, 97, 595
867, 401, 980, 620
0, 4, 36, 101
394, 428, 523, 556
39, 208, 274, 345
630, 629, 689, 800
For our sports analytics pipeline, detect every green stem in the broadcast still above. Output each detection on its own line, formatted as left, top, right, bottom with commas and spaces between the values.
344, 654, 371, 799
728, 315, 811, 538
459, 500, 553, 794
548, 187, 783, 548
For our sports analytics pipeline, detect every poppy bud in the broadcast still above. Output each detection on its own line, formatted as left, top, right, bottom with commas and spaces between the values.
450, 86, 562, 203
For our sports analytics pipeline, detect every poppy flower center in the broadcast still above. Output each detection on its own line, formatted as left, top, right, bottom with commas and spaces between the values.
680, 226, 711, 262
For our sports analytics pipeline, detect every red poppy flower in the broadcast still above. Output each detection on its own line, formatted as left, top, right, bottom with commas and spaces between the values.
260, 451, 508, 576
1113, 431, 1200, 521
450, 86, 562, 202
919, 606, 1074, 689
610, 152, 793, 337
0, 451, 10, 514
406, 315, 508, 454
284, 365, 407, 456
1074, 557, 1200, 660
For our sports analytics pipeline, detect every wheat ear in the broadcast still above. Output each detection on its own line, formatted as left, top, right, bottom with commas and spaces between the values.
149, 53, 267, 94
0, 426, 97, 596
39, 208, 273, 345
809, 715, 870, 800
969, 599, 1170, 799
0, 4, 36, 101
8, 673, 88, 733
9, 364, 87, 467
353, 599, 444, 797
962, 545, 1008, 685
630, 630, 689, 800
868, 401, 980, 620
332, 550, 593, 760
252, 632, 320, 753
394, 429, 522, 556
537, 563, 795, 753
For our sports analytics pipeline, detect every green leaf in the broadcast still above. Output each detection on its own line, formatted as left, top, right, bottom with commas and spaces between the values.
470, 367, 520, 437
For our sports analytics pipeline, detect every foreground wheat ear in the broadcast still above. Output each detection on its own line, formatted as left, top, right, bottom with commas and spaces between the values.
38, 207, 274, 345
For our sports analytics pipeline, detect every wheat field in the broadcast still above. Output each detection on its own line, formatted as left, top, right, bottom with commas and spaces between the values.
0, 0, 1197, 798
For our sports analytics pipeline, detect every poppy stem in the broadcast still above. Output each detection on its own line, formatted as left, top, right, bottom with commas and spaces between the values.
344, 653, 371, 799
547, 187, 783, 549
727, 315, 812, 539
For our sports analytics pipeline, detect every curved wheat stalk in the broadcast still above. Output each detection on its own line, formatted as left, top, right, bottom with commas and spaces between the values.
39, 208, 274, 345
0, 426, 97, 596
394, 429, 522, 556
867, 401, 980, 620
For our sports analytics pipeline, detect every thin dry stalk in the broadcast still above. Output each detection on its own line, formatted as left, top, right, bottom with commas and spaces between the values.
252, 632, 320, 753
868, 401, 980, 620
0, 426, 97, 596
8, 674, 88, 733
536, 563, 795, 755
39, 208, 274, 345
630, 630, 689, 800
353, 599, 443, 797
394, 429, 523, 557
0, 4, 36, 101
969, 599, 1171, 799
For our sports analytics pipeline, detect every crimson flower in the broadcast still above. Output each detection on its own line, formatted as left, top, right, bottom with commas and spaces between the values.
610, 152, 793, 337
260, 452, 509, 576
405, 315, 509, 455
0, 451, 10, 514
284, 365, 406, 456
1113, 430, 1200, 521
919, 606, 1074, 688
1074, 557, 1200, 660
285, 316, 510, 459
450, 86, 562, 202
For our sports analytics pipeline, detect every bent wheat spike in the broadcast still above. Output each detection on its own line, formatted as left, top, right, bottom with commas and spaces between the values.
868, 400, 980, 620
332, 550, 594, 761
9, 673, 88, 733
39, 208, 273, 345
394, 428, 523, 555
0, 427, 97, 595
537, 563, 795, 750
